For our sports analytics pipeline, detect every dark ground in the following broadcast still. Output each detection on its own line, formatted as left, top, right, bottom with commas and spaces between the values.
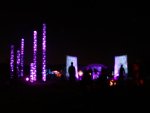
0, 78, 150, 113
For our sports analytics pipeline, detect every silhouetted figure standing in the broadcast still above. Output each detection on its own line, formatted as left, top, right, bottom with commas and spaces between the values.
118, 64, 125, 87
68, 62, 76, 82
98, 68, 108, 88
81, 67, 92, 92
119, 64, 125, 79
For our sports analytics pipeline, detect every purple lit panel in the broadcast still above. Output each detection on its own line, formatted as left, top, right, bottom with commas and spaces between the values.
85, 64, 106, 80
20, 38, 24, 77
16, 50, 21, 77
114, 55, 128, 79
10, 45, 14, 78
33, 31, 37, 81
42, 24, 46, 81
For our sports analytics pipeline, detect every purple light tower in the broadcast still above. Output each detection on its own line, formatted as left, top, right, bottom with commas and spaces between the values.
10, 45, 14, 79
33, 31, 37, 81
42, 23, 46, 81
30, 63, 34, 83
16, 50, 21, 78
20, 38, 24, 77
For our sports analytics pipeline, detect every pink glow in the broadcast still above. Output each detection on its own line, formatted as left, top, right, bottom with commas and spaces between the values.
26, 77, 29, 81
78, 70, 83, 77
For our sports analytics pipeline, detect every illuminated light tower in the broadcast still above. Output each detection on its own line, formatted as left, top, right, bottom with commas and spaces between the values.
42, 23, 46, 81
20, 38, 24, 77
16, 50, 21, 78
10, 45, 15, 79
30, 63, 34, 83
33, 31, 37, 81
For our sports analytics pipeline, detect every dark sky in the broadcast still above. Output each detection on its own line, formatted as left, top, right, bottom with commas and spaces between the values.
0, 1, 149, 67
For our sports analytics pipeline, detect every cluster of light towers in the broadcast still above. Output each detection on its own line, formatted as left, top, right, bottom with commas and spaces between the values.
10, 39, 24, 79
10, 23, 47, 82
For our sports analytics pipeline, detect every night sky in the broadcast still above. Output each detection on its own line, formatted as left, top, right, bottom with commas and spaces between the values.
0, 1, 149, 67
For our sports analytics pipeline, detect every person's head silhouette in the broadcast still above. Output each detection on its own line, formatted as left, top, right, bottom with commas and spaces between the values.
120, 64, 124, 68
71, 62, 73, 66
119, 64, 125, 76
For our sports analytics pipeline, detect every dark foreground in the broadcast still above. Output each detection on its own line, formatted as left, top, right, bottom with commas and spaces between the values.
0, 79, 150, 113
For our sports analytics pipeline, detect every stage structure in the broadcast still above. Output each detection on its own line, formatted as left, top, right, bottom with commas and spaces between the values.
114, 55, 128, 79
66, 55, 78, 80
20, 38, 24, 77
10, 45, 15, 79
33, 31, 37, 81
42, 23, 46, 81
16, 50, 21, 77
84, 64, 107, 80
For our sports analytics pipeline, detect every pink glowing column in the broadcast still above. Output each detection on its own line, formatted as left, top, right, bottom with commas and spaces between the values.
20, 38, 24, 77
30, 63, 34, 83
10, 45, 15, 79
42, 23, 46, 81
16, 50, 21, 78
33, 31, 37, 81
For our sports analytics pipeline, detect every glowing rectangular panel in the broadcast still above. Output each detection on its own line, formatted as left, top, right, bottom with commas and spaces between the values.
66, 55, 78, 80
114, 55, 128, 79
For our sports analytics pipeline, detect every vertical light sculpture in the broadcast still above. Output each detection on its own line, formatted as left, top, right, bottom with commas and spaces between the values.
10, 45, 14, 79
33, 31, 37, 81
20, 38, 24, 77
30, 63, 34, 83
42, 23, 46, 81
16, 50, 21, 78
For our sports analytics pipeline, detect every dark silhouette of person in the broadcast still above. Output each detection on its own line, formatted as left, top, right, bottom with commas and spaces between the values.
119, 64, 125, 79
98, 68, 108, 88
118, 64, 125, 87
81, 67, 92, 91
68, 62, 76, 81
